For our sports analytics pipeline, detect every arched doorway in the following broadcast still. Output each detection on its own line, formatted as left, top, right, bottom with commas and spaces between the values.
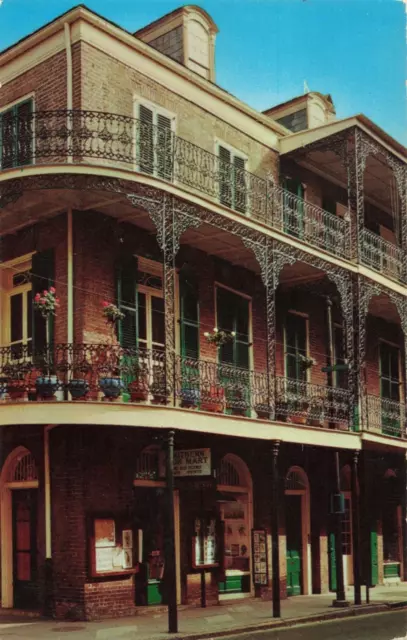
133, 446, 181, 606
216, 454, 253, 598
284, 467, 311, 595
1, 447, 39, 609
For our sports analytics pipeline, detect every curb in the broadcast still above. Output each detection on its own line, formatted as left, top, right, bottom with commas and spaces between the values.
168, 602, 406, 640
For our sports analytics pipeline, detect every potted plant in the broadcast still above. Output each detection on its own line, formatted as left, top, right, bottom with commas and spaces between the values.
309, 395, 325, 427
226, 384, 247, 416
287, 398, 310, 425
295, 353, 317, 371
33, 287, 60, 399
68, 360, 92, 400
204, 327, 235, 348
99, 301, 125, 400
128, 364, 149, 402
180, 386, 200, 409
3, 362, 29, 401
151, 366, 169, 404
275, 395, 289, 422
200, 384, 225, 413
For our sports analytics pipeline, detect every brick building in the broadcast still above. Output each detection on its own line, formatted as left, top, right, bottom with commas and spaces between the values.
0, 3, 406, 622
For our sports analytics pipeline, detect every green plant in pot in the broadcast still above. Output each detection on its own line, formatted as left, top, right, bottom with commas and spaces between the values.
3, 362, 30, 401
33, 287, 60, 399
128, 362, 149, 402
99, 301, 125, 399
68, 360, 91, 400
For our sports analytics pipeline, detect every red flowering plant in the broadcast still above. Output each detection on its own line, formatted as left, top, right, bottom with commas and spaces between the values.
101, 300, 125, 324
33, 287, 60, 319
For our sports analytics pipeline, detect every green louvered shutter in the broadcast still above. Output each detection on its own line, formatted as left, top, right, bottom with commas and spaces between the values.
233, 155, 247, 214
139, 105, 154, 175
156, 113, 172, 181
115, 255, 138, 350
31, 249, 55, 357
16, 99, 33, 166
219, 145, 232, 208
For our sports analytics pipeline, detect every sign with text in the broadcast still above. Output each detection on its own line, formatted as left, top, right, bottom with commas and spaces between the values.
160, 448, 211, 477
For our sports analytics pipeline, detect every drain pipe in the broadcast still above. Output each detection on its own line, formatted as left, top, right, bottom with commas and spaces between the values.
64, 22, 73, 163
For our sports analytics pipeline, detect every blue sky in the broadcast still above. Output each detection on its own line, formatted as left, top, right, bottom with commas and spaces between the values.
0, 0, 406, 144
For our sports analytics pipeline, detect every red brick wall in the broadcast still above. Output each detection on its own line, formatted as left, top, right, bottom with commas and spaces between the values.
0, 51, 67, 111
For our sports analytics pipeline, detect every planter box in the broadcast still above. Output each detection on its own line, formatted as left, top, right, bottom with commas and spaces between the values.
99, 377, 124, 399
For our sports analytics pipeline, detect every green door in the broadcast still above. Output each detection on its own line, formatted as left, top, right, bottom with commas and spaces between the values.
329, 531, 337, 592
379, 343, 401, 437
370, 530, 378, 586
286, 495, 302, 596
282, 178, 304, 238
217, 288, 251, 415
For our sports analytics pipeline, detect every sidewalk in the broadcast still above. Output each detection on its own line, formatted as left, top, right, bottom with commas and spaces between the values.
0, 585, 406, 640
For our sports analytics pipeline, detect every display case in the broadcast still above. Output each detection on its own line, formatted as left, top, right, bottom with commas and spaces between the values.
88, 515, 140, 578
192, 514, 220, 569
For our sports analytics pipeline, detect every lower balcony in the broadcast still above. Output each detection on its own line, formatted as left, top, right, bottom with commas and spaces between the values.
0, 344, 353, 432
366, 395, 406, 439
361, 229, 404, 282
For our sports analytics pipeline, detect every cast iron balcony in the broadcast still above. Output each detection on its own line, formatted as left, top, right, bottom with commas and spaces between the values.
361, 229, 403, 282
0, 109, 350, 259
0, 343, 352, 430
365, 395, 406, 439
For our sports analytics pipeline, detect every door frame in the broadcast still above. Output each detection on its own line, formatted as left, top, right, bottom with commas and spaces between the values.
284, 466, 311, 595
0, 447, 39, 609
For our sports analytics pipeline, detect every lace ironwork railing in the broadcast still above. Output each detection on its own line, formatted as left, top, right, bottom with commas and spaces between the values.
0, 343, 167, 401
361, 229, 403, 282
275, 376, 351, 427
175, 354, 270, 415
268, 184, 350, 259
1, 109, 350, 258
366, 395, 406, 438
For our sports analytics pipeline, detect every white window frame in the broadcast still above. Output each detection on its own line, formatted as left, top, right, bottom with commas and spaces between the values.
132, 96, 176, 178
1, 254, 33, 351
214, 138, 249, 215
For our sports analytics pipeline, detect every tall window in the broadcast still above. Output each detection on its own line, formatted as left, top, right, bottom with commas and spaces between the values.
1, 99, 33, 170
136, 102, 174, 180
380, 342, 400, 402
218, 144, 247, 214
333, 324, 347, 389
2, 261, 32, 358
216, 287, 250, 369
285, 313, 307, 381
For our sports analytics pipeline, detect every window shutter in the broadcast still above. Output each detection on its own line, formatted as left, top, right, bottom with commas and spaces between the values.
16, 100, 33, 166
1, 108, 15, 170
233, 155, 247, 214
156, 113, 173, 181
115, 255, 138, 350
218, 145, 232, 208
31, 249, 55, 354
180, 281, 199, 359
138, 105, 154, 175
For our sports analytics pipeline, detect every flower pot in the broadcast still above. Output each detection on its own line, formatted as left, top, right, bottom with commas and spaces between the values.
6, 383, 26, 401
201, 386, 224, 413
99, 377, 124, 399
68, 379, 89, 400
181, 388, 200, 408
289, 414, 308, 425
36, 375, 59, 399
129, 379, 149, 402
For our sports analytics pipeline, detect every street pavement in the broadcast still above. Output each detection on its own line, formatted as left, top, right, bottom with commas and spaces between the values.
224, 610, 407, 640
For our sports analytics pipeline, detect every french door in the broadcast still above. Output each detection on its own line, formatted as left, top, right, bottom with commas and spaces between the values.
282, 178, 304, 238
216, 287, 251, 414
12, 490, 38, 609
379, 342, 401, 437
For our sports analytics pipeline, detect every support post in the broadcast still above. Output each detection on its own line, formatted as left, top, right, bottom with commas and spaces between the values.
359, 450, 371, 604
401, 452, 407, 582
271, 440, 281, 618
351, 450, 361, 605
165, 430, 178, 633
332, 450, 347, 606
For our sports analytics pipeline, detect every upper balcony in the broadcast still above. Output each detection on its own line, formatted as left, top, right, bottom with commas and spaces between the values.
0, 109, 350, 260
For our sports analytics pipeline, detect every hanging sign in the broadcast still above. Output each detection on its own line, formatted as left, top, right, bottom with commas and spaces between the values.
251, 529, 269, 586
160, 448, 211, 477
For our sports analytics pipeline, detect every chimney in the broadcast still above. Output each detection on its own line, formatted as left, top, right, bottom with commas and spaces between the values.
135, 5, 218, 83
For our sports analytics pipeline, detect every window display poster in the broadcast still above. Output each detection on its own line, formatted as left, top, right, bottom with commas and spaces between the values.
95, 518, 115, 548
252, 529, 268, 586
193, 516, 218, 568
92, 518, 134, 575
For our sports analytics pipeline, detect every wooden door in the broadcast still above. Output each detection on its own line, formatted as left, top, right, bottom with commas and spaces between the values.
12, 490, 38, 609
286, 495, 302, 596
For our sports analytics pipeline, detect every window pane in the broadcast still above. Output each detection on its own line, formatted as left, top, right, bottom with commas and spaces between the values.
137, 293, 146, 341
152, 297, 164, 345
183, 324, 199, 359
182, 290, 199, 323
10, 293, 23, 343
236, 342, 249, 369
390, 349, 399, 380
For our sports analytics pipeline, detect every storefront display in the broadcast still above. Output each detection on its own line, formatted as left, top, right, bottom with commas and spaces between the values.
192, 515, 219, 568
89, 516, 137, 577
251, 529, 268, 586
